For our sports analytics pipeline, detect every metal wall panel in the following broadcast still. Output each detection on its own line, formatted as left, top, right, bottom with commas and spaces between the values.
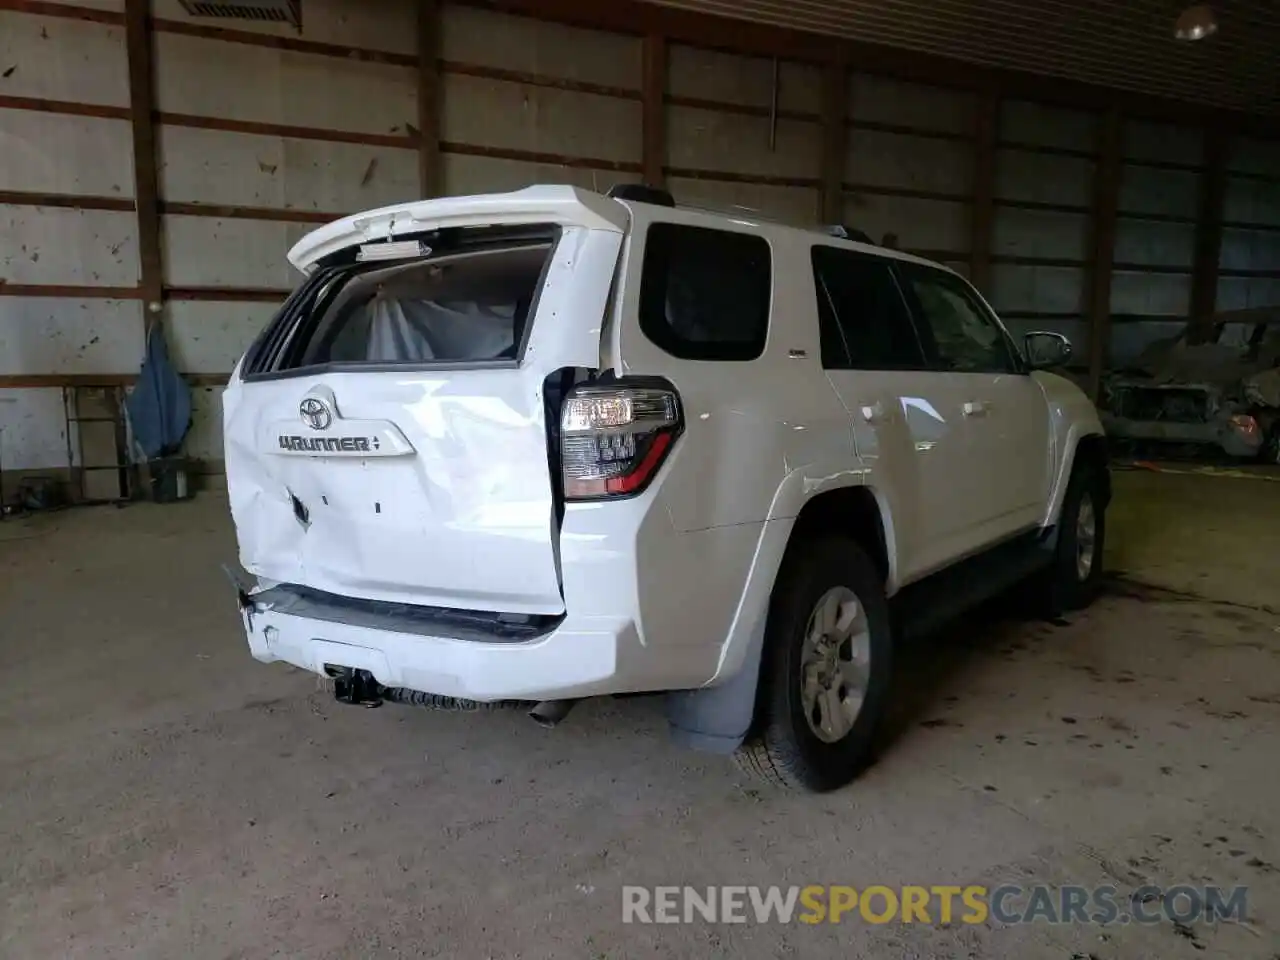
160, 216, 306, 288
442, 75, 643, 165
1230, 137, 1280, 177
991, 264, 1085, 315
441, 155, 634, 197
166, 302, 276, 375
185, 385, 225, 464
1114, 219, 1196, 268
443, 5, 642, 91
1118, 167, 1199, 218
0, 206, 138, 286
0, 299, 142, 375
1109, 319, 1184, 365
991, 100, 1094, 328
1123, 120, 1203, 167
843, 195, 968, 252
1217, 277, 1280, 311
0, 113, 134, 199
1219, 227, 1280, 273
671, 178, 818, 225
995, 150, 1092, 208
993, 208, 1088, 261
669, 45, 820, 114
159, 127, 420, 212
849, 74, 975, 135
668, 107, 820, 180
846, 129, 971, 197
1110, 270, 1192, 317
1000, 100, 1095, 150
1219, 137, 1280, 314
155, 35, 416, 136
0, 388, 68, 471
1224, 177, 1280, 224
0, 12, 128, 107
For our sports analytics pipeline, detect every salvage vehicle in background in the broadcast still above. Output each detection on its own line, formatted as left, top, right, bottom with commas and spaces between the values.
1101, 307, 1280, 462
223, 185, 1110, 792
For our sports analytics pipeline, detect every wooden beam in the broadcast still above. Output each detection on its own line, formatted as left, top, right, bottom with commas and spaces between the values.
417, 0, 442, 198
969, 92, 998, 294
1189, 131, 1230, 342
820, 60, 847, 224
124, 0, 163, 324
642, 33, 667, 187
1087, 108, 1123, 399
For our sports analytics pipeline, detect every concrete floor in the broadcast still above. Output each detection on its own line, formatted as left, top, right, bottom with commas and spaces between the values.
1, 469, 1278, 959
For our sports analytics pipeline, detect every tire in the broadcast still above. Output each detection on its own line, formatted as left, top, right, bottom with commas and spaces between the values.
734, 537, 893, 792
1033, 458, 1107, 615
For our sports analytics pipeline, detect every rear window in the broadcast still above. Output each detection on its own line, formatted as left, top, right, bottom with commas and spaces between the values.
638, 223, 771, 361
243, 229, 556, 376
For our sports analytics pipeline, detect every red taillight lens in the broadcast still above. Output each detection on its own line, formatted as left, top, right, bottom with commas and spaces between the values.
560, 384, 681, 500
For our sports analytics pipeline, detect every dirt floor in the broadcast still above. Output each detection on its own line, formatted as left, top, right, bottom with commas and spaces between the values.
1, 466, 1278, 959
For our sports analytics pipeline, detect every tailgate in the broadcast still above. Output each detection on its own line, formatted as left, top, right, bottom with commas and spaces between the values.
224, 189, 625, 615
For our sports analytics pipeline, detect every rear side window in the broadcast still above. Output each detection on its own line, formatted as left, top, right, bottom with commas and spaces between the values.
638, 223, 771, 361
811, 246, 926, 369
243, 228, 556, 377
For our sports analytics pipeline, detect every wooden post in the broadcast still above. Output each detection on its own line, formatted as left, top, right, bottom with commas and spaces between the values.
1087, 108, 1123, 399
969, 92, 998, 294
1189, 130, 1229, 343
124, 0, 163, 326
417, 0, 442, 198
820, 60, 847, 225
642, 33, 667, 187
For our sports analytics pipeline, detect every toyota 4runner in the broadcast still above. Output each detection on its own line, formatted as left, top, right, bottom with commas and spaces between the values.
224, 184, 1110, 792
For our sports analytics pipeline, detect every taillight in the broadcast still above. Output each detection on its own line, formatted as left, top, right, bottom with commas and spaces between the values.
560, 383, 681, 500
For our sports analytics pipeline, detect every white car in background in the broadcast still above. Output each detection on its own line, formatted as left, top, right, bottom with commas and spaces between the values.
223, 185, 1109, 792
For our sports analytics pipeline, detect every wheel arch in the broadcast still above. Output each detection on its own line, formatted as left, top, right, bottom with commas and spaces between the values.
665, 477, 898, 755
1046, 429, 1110, 526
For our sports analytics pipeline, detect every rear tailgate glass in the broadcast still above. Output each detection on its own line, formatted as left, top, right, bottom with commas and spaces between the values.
243, 226, 557, 378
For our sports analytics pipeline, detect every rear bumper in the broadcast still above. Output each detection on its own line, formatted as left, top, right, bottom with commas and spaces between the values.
238, 587, 720, 701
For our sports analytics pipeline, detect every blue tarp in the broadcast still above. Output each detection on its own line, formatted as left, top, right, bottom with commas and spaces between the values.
125, 324, 191, 459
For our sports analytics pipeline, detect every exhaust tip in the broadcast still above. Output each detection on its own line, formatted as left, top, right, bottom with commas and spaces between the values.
528, 699, 576, 728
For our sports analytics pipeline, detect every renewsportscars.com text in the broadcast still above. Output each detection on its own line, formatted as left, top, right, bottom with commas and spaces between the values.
622, 884, 1248, 926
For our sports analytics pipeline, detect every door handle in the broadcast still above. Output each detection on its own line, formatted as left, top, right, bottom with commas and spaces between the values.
962, 400, 989, 417
860, 401, 886, 424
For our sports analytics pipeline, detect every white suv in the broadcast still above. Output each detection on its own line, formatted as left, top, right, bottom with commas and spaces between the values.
223, 184, 1109, 792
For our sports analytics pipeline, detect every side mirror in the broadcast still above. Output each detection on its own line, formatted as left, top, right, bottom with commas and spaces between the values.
1024, 331, 1073, 370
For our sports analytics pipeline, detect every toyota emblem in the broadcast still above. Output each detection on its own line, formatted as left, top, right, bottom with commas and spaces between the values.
299, 397, 332, 430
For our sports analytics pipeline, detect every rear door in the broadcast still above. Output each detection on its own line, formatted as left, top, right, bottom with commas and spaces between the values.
223, 190, 625, 615
810, 245, 983, 580
894, 263, 1052, 543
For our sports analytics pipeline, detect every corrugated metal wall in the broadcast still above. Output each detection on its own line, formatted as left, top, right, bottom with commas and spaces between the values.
0, 0, 137, 476
1, 0, 1279, 478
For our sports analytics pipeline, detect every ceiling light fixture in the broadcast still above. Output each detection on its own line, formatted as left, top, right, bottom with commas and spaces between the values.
1175, 4, 1218, 40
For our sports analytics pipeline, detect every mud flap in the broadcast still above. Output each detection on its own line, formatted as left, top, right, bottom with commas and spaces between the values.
663, 616, 767, 755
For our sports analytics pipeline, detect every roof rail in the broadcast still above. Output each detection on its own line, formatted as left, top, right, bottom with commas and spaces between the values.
825, 225, 877, 245
607, 184, 676, 207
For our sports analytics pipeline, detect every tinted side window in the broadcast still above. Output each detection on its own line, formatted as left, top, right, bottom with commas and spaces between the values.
900, 265, 1017, 373
639, 223, 771, 361
811, 246, 926, 370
